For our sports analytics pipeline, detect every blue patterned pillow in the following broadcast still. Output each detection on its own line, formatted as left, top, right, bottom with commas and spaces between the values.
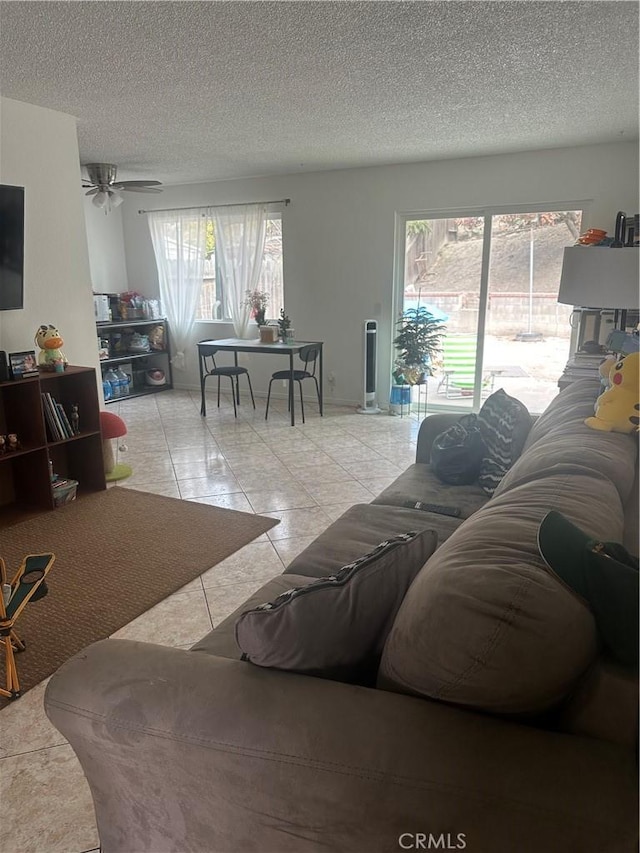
477, 389, 532, 495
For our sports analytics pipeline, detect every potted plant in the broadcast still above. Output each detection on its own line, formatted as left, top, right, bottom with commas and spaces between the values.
392, 305, 446, 386
277, 308, 293, 343
243, 289, 269, 327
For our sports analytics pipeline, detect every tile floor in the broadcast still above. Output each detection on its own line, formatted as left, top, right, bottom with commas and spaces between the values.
0, 387, 421, 853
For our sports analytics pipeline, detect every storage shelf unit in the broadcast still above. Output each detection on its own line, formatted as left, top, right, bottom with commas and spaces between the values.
0, 366, 106, 526
97, 317, 173, 403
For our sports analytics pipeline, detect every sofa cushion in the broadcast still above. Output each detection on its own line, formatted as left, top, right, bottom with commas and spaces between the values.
495, 379, 638, 505
554, 659, 639, 748
235, 529, 438, 683
372, 463, 489, 520
191, 574, 315, 660
522, 378, 601, 453
477, 388, 532, 495
377, 467, 625, 715
285, 502, 460, 578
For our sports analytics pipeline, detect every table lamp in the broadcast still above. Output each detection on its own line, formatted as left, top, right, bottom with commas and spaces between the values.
558, 247, 639, 349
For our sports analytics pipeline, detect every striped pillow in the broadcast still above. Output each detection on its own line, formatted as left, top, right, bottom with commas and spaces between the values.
477, 389, 532, 495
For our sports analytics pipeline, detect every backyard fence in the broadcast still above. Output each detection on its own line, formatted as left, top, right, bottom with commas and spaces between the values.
407, 291, 572, 337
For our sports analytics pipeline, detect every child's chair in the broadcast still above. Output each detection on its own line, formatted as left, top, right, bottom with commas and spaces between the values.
0, 553, 55, 699
437, 335, 498, 399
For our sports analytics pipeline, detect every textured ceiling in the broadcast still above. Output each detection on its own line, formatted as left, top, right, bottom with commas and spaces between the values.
0, 1, 638, 185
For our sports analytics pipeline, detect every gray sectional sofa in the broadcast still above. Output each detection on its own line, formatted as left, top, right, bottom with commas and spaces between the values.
45, 379, 639, 853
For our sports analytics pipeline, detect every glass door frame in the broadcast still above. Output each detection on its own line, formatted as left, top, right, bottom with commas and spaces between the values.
392, 199, 590, 412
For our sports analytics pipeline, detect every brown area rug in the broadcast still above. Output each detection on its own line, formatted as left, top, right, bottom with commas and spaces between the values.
0, 487, 277, 703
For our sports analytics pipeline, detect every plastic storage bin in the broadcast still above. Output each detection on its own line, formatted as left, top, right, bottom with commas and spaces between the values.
52, 478, 78, 507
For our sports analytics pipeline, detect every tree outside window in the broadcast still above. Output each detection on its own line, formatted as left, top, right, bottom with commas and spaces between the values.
196, 216, 284, 321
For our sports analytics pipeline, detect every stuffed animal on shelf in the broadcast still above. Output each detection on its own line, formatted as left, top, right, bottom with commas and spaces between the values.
585, 352, 640, 434
148, 324, 165, 351
34, 325, 68, 370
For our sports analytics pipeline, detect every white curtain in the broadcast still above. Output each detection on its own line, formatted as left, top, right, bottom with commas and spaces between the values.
212, 204, 267, 339
148, 209, 206, 370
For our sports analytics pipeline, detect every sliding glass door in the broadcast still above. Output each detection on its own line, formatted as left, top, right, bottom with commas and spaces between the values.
485, 211, 581, 413
396, 206, 582, 414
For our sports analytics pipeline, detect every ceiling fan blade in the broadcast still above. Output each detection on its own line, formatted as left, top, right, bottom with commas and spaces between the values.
113, 180, 162, 188
120, 186, 163, 193
84, 188, 100, 196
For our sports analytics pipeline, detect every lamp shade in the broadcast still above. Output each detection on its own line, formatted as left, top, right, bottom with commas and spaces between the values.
558, 247, 639, 309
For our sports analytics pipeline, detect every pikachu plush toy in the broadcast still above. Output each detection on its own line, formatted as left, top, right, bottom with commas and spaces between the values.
585, 351, 640, 434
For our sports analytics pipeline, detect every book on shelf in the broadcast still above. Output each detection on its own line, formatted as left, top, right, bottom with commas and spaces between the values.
47, 393, 67, 439
565, 361, 602, 371
570, 352, 610, 365
41, 393, 62, 441
56, 402, 74, 438
42, 392, 74, 440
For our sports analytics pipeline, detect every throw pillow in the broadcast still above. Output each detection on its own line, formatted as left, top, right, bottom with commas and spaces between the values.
430, 413, 486, 485
235, 529, 438, 684
477, 389, 532, 495
538, 510, 639, 668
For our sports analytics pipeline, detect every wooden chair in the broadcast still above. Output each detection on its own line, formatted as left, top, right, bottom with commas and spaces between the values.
264, 344, 321, 424
199, 344, 256, 418
0, 553, 55, 700
437, 335, 498, 399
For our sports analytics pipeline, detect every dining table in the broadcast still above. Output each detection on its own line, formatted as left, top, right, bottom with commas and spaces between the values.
197, 338, 324, 426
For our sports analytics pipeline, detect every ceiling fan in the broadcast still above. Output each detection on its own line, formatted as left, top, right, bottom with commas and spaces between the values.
82, 163, 162, 213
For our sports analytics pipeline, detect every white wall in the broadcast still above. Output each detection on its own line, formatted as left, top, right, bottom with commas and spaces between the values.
120, 141, 639, 406
0, 98, 99, 380
83, 197, 129, 294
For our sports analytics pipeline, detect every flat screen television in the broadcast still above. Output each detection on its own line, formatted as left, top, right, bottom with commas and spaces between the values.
0, 184, 25, 310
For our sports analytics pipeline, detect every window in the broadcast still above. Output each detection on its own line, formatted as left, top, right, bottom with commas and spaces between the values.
196, 215, 284, 321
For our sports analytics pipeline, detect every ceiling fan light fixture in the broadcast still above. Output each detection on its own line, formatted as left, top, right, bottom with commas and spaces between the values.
82, 163, 162, 215
91, 188, 123, 214
92, 190, 109, 209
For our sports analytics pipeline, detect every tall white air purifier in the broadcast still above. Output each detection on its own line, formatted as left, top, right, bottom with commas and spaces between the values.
357, 319, 381, 414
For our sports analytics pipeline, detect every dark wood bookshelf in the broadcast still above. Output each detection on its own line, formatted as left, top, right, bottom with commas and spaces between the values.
0, 366, 106, 526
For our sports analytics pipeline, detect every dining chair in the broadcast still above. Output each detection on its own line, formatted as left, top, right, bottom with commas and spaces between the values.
199, 344, 255, 418
264, 344, 321, 424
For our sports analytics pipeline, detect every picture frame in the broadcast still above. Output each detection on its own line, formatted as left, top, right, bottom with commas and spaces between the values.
9, 350, 38, 380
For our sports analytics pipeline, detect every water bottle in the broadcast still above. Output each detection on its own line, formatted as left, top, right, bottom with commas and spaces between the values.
102, 378, 113, 401
115, 367, 130, 397
104, 368, 120, 399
